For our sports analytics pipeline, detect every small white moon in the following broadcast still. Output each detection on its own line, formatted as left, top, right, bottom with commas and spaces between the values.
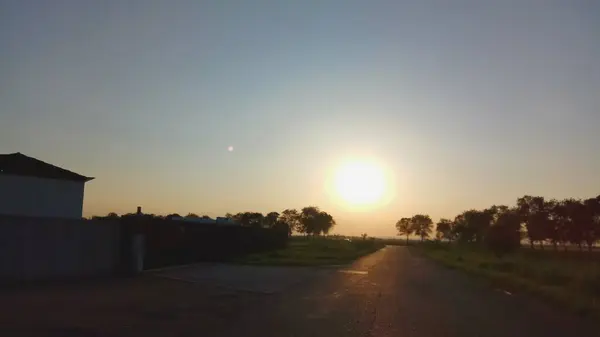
227, 146, 234, 152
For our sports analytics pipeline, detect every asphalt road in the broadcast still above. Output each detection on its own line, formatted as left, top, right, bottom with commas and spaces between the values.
2, 246, 597, 336
213, 246, 597, 337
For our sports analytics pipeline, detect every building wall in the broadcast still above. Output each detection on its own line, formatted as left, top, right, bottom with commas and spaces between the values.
0, 215, 121, 282
0, 174, 86, 218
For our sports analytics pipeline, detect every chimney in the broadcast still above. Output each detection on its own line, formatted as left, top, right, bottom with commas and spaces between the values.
137, 206, 142, 215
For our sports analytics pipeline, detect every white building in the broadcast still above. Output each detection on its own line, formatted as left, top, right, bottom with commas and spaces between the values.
0, 153, 93, 218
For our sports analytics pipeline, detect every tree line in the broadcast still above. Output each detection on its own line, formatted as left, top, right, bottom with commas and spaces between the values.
91, 206, 336, 237
396, 194, 600, 255
395, 214, 433, 243
227, 207, 335, 235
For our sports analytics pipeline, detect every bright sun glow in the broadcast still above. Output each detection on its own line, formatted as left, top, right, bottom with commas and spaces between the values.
334, 161, 387, 207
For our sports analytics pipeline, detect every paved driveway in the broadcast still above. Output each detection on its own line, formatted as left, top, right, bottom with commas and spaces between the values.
150, 263, 332, 294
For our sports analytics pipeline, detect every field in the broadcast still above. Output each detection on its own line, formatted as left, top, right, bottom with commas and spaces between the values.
234, 237, 385, 266
373, 237, 419, 246
417, 243, 600, 316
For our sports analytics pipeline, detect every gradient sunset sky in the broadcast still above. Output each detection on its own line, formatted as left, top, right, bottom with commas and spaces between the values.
1, 1, 599, 236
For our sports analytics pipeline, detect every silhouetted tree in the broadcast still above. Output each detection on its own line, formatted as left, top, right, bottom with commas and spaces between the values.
436, 218, 455, 243
582, 197, 600, 251
517, 196, 549, 249
234, 212, 264, 227
475, 208, 495, 244
544, 199, 562, 250
563, 198, 586, 251
452, 213, 473, 243
453, 210, 488, 243
279, 209, 300, 235
91, 212, 120, 220
453, 208, 495, 244
165, 213, 182, 220
395, 218, 412, 244
298, 206, 336, 236
185, 213, 200, 218
486, 208, 522, 257
264, 212, 280, 228
399, 193, 600, 255
549, 201, 570, 251
411, 214, 433, 242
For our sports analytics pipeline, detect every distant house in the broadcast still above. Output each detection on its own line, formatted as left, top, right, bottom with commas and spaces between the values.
0, 153, 94, 218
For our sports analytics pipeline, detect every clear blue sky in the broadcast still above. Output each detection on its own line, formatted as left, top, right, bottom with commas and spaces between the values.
1, 1, 599, 236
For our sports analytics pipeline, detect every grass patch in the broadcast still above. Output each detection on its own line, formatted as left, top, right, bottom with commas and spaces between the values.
233, 237, 384, 266
416, 243, 600, 317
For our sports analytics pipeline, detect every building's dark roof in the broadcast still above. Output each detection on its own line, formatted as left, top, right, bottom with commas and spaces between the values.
0, 153, 94, 182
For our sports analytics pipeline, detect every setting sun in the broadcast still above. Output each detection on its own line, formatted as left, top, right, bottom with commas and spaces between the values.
333, 161, 387, 207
